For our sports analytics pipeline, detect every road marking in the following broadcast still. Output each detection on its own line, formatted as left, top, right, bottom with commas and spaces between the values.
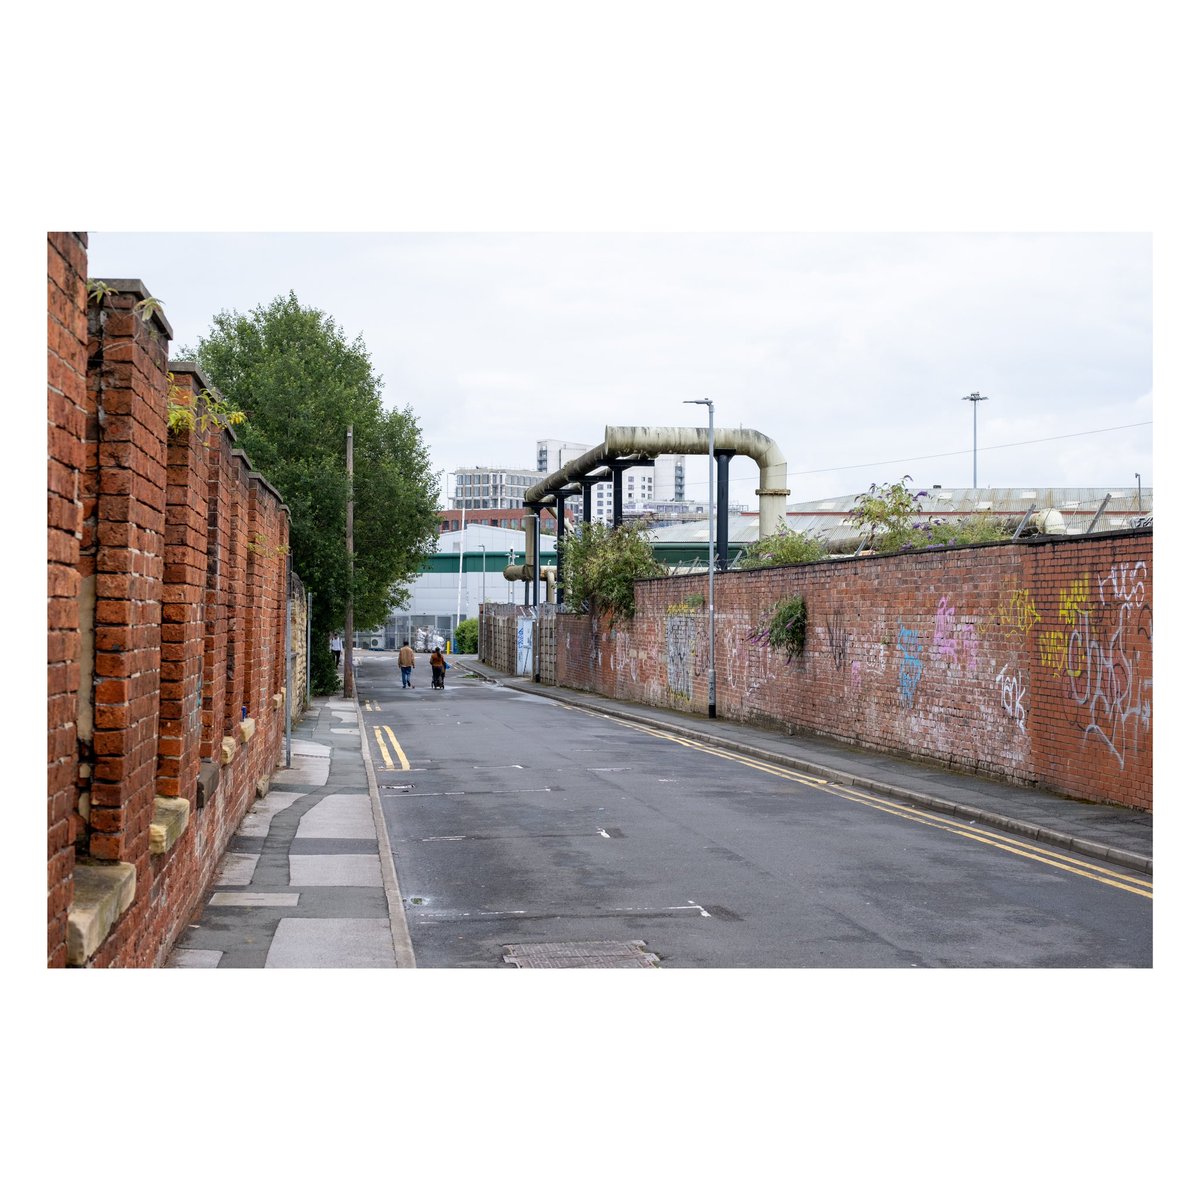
589, 711, 1153, 900
382, 725, 411, 770
373, 726, 394, 770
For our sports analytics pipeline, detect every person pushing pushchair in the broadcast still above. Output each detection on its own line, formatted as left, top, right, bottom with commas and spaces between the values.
429, 645, 447, 689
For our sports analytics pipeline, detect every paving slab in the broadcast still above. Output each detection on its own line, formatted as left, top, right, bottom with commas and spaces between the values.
236, 792, 305, 838
215, 852, 259, 886
289, 854, 383, 887
271, 756, 331, 787
285, 739, 332, 758
295, 792, 376, 840
168, 948, 224, 968
264, 918, 395, 968
209, 892, 300, 907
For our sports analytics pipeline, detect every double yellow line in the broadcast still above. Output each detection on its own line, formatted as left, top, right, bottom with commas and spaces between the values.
373, 724, 410, 771
591, 712, 1153, 900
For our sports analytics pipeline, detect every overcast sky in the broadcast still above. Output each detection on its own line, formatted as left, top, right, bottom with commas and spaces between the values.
85, 231, 1151, 510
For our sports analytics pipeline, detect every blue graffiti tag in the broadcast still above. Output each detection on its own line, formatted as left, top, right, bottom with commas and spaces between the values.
898, 626, 923, 708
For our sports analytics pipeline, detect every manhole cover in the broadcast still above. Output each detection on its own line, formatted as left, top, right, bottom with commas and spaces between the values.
502, 940, 660, 968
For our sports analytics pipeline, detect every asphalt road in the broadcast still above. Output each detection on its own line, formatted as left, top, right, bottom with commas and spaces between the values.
358, 652, 1152, 968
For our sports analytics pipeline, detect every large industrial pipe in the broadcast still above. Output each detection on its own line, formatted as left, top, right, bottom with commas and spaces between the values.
502, 511, 542, 583
527, 425, 790, 534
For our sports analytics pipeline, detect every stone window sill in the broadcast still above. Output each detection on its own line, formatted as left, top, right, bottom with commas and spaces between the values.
67, 862, 136, 966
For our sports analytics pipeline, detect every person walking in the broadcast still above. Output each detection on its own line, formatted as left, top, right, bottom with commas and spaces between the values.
429, 645, 446, 689
397, 639, 416, 688
330, 632, 343, 670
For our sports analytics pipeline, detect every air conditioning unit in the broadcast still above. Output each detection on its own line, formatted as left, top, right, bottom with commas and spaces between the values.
370, 637, 383, 649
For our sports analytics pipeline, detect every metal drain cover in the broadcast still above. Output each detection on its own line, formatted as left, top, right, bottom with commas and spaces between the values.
502, 940, 660, 968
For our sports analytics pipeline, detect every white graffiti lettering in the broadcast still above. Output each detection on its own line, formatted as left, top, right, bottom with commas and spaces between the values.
995, 663, 1027, 733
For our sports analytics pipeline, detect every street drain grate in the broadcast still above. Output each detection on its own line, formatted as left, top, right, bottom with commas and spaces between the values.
502, 940, 660, 968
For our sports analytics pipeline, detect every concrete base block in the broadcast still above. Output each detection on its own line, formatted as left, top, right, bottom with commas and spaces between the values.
255, 775, 270, 797
220, 736, 237, 765
238, 718, 256, 744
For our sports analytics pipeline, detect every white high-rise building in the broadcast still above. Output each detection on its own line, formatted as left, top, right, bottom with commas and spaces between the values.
451, 466, 544, 510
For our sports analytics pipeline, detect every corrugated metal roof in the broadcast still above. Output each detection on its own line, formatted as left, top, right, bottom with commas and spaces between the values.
646, 487, 1153, 545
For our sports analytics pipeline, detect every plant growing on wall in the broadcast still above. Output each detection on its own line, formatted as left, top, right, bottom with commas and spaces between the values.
850, 477, 1008, 551
561, 519, 664, 621
166, 372, 246, 437
749, 595, 808, 662
739, 522, 827, 569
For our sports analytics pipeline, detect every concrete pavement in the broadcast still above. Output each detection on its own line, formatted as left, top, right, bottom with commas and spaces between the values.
167, 682, 413, 968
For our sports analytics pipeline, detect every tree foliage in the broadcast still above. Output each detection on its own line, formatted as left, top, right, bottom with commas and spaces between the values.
454, 617, 479, 654
561, 520, 664, 620
194, 293, 441, 635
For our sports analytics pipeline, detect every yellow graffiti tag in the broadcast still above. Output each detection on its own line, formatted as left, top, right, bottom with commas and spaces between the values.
1058, 578, 1090, 625
1039, 630, 1069, 675
997, 586, 1041, 637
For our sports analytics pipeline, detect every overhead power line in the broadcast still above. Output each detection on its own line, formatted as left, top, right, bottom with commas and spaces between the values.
722, 420, 1152, 484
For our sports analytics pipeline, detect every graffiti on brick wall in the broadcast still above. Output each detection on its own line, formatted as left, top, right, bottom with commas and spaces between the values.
997, 584, 1041, 640
995, 663, 1027, 732
1058, 577, 1091, 624
932, 595, 980, 672
897, 626, 922, 707
666, 615, 696, 699
1039, 576, 1091, 675
1066, 560, 1152, 768
717, 624, 771, 703
850, 660, 862, 690
825, 607, 849, 670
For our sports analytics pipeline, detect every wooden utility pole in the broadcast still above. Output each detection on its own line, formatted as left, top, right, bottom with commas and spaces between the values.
343, 425, 354, 698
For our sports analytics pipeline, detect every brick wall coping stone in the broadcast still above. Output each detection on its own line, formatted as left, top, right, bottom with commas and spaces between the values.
247, 471, 288, 510
166, 358, 218, 396
90, 278, 174, 340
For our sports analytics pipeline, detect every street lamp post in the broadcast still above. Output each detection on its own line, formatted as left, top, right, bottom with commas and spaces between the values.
963, 392, 987, 488
685, 397, 717, 719
452, 472, 466, 647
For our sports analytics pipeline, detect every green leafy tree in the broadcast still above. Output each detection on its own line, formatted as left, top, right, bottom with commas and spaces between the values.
561, 520, 664, 620
194, 293, 440, 635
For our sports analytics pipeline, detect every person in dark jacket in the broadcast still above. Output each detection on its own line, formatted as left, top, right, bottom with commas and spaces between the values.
429, 646, 446, 689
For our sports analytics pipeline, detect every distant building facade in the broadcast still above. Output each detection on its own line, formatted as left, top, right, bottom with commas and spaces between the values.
537, 437, 689, 524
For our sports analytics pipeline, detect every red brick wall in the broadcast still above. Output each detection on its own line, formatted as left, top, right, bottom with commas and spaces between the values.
47, 233, 89, 968
158, 368, 209, 801
554, 531, 1152, 810
85, 283, 170, 867
47, 240, 295, 966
